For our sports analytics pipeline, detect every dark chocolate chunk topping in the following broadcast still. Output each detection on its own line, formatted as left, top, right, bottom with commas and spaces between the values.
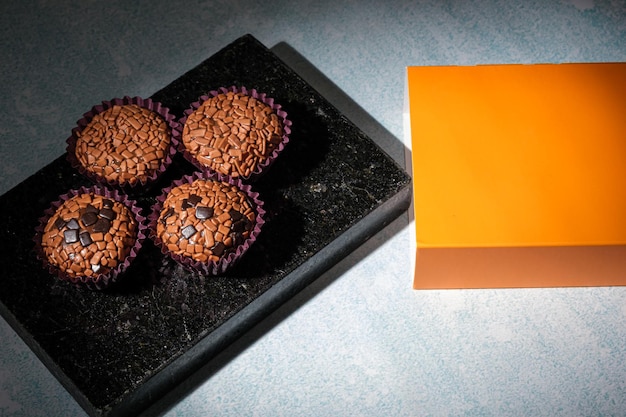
102, 199, 114, 208
54, 217, 66, 230
229, 209, 243, 222
66, 218, 80, 230
64, 229, 79, 244
99, 207, 117, 221
79, 231, 93, 247
187, 194, 202, 206
161, 207, 175, 223
231, 219, 248, 233
181, 224, 197, 239
93, 218, 111, 233
211, 242, 226, 257
84, 204, 98, 213
181, 199, 193, 210
195, 206, 214, 220
81, 211, 98, 227
230, 231, 244, 247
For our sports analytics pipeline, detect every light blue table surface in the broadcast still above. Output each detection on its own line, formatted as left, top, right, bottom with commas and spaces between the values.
1, 1, 626, 416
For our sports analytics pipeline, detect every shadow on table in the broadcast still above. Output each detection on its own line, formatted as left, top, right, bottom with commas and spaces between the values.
142, 41, 411, 417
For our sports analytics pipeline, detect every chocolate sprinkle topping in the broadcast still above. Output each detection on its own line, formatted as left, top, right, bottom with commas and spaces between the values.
181, 91, 284, 178
74, 104, 171, 186
155, 179, 256, 265
41, 192, 138, 280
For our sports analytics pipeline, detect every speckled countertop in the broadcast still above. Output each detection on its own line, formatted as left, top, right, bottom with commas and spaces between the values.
1, 1, 625, 416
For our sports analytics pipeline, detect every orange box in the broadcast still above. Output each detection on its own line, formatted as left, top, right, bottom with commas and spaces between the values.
407, 62, 626, 289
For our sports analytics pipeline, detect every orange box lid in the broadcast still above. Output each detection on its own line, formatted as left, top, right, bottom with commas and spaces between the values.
408, 62, 626, 288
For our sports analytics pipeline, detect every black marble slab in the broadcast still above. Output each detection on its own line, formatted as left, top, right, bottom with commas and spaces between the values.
0, 35, 411, 417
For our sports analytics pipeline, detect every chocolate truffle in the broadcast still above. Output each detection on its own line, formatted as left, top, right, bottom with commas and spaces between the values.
73, 102, 172, 186
40, 192, 139, 280
181, 89, 287, 179
155, 178, 257, 265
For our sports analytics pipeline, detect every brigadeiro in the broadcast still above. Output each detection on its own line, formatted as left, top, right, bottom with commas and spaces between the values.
34, 185, 147, 290
148, 171, 265, 275
66, 96, 181, 189
179, 86, 291, 181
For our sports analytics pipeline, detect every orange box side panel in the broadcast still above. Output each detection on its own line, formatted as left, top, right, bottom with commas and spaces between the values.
409, 63, 626, 248
408, 62, 626, 288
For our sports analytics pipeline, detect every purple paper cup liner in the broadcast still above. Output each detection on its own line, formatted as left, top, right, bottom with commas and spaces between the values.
178, 86, 292, 181
148, 170, 265, 275
66, 96, 181, 191
33, 185, 147, 290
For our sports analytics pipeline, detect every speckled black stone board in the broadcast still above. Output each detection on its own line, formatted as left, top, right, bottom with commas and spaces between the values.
0, 35, 411, 417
